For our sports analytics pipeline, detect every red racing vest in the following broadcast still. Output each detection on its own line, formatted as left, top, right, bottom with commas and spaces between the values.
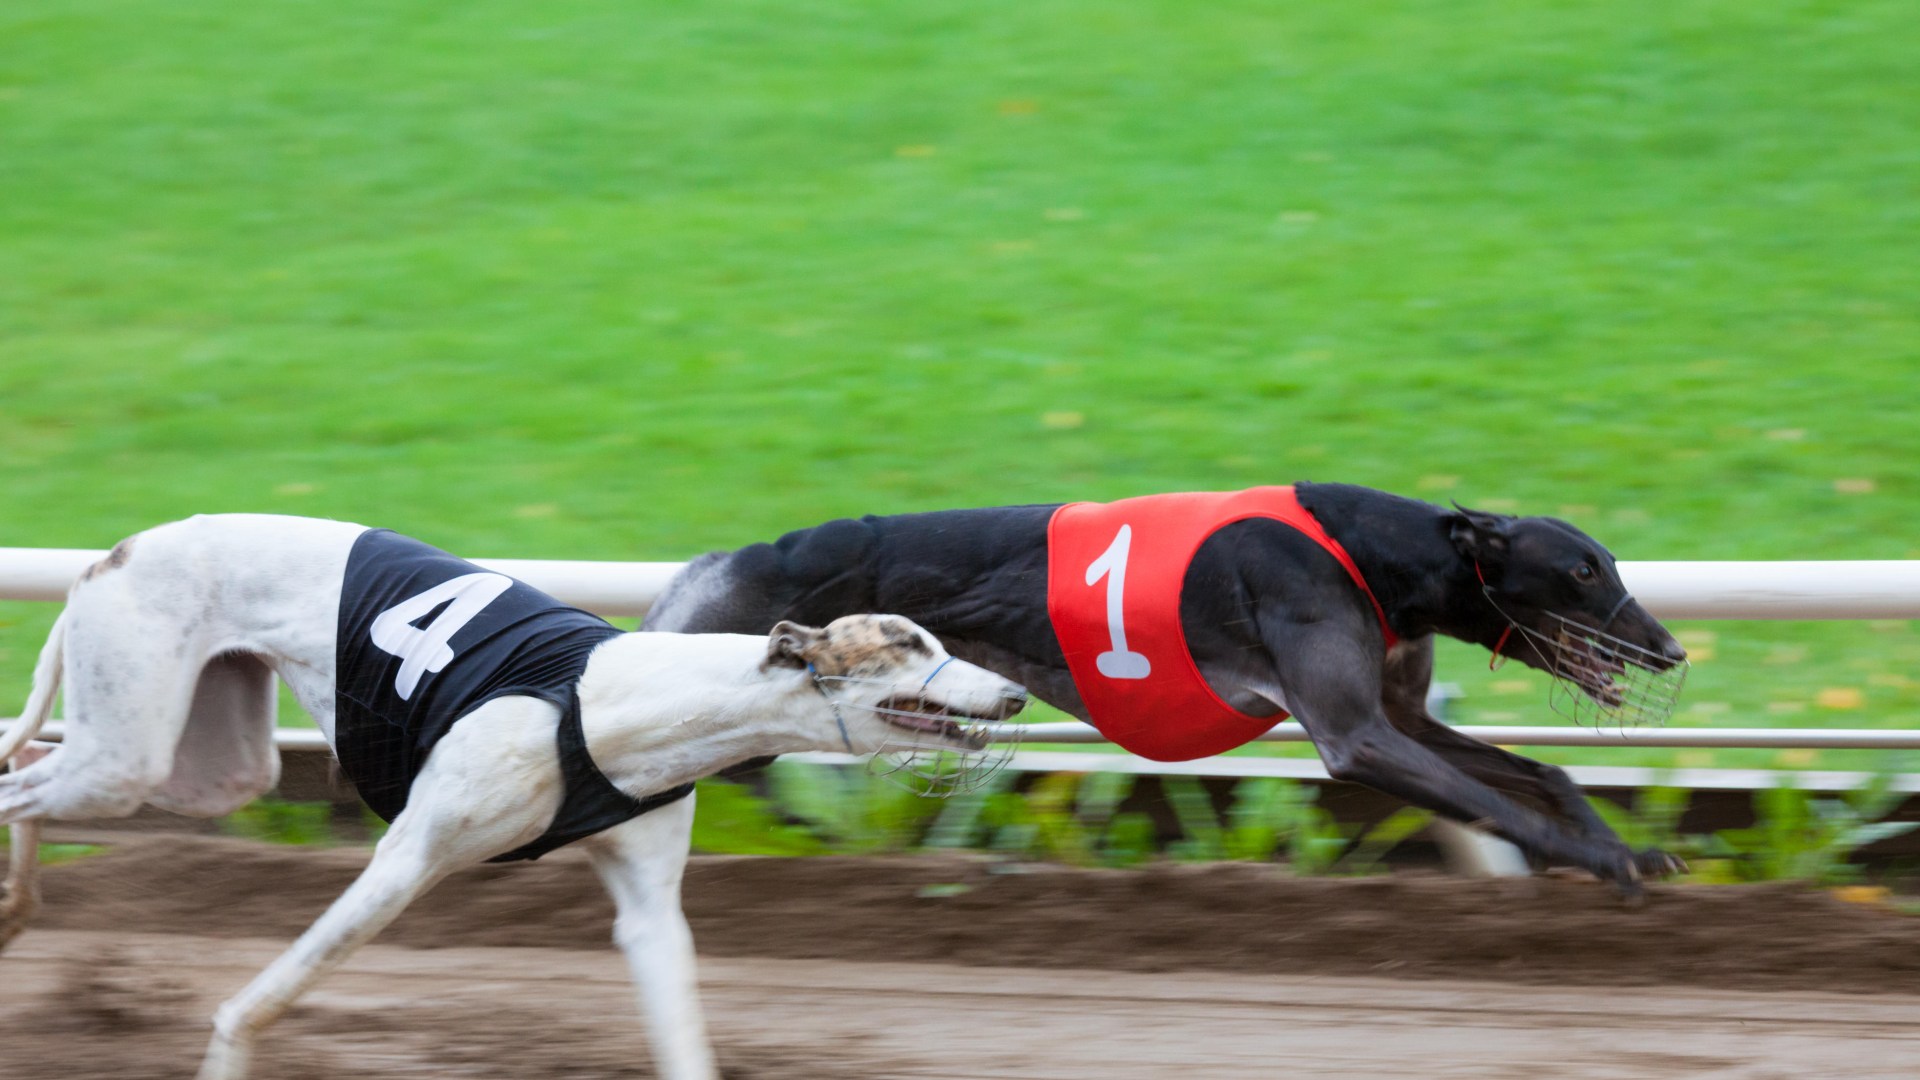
1046, 487, 1398, 761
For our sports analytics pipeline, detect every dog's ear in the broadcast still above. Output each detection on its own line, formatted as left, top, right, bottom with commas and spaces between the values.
764, 620, 826, 670
1447, 503, 1512, 565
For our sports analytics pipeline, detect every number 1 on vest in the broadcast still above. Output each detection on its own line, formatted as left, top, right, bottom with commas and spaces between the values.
1085, 524, 1152, 680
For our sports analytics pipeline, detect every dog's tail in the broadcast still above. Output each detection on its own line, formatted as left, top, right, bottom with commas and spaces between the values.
1, 608, 68, 766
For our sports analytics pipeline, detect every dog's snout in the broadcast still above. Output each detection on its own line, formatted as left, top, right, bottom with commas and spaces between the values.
1660, 638, 1688, 664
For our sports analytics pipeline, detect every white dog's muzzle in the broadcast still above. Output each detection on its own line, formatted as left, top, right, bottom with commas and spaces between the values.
808, 665, 1026, 796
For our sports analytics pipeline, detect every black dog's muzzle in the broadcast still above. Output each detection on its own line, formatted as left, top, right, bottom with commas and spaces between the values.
1477, 567, 1689, 728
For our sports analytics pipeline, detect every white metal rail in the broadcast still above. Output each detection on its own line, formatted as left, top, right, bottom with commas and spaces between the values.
5, 550, 1920, 621
18, 728, 1919, 795
3, 551, 1916, 755
20, 722, 1920, 752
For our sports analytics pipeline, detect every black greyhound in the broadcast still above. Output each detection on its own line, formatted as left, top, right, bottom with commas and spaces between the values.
646, 482, 1690, 891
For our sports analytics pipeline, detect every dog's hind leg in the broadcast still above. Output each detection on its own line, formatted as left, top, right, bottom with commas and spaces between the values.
584, 793, 717, 1080
0, 608, 72, 953
21, 589, 217, 823
149, 653, 282, 818
0, 745, 55, 948
0, 821, 41, 950
197, 696, 566, 1080
641, 551, 749, 633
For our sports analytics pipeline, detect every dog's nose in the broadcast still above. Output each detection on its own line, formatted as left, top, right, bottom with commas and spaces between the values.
1001, 688, 1030, 718
1661, 638, 1688, 664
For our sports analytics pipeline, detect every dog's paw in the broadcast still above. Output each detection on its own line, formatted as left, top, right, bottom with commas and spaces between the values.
1633, 848, 1688, 879
1572, 844, 1640, 897
1598, 847, 1685, 905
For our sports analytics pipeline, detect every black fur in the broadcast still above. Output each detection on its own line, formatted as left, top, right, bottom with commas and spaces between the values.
648, 482, 1687, 892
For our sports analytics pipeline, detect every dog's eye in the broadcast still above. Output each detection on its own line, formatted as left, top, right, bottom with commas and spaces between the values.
1572, 564, 1596, 583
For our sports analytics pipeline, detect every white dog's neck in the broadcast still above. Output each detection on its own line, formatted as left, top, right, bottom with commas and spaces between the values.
574, 632, 830, 796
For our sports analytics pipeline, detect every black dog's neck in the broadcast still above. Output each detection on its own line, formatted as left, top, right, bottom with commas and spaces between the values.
1294, 482, 1510, 649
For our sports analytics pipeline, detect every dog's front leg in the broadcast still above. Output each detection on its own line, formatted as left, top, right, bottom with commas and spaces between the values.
199, 703, 564, 1080
1280, 636, 1663, 893
1380, 639, 1625, 840
1314, 714, 1650, 889
585, 794, 718, 1080
1379, 639, 1681, 877
196, 821, 464, 1080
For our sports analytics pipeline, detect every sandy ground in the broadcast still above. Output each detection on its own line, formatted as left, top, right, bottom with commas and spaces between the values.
6, 835, 1920, 1078
8, 932, 1920, 1079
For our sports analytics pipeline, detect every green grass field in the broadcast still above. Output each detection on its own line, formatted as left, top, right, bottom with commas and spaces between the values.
2, 0, 1916, 772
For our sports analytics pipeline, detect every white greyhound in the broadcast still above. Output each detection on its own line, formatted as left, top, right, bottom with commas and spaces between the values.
0, 514, 1026, 1080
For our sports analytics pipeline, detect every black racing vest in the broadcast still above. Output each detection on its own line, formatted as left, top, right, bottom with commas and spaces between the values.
334, 529, 693, 862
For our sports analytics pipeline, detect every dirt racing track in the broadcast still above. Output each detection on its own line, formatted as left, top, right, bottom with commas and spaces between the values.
7, 836, 1920, 1078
